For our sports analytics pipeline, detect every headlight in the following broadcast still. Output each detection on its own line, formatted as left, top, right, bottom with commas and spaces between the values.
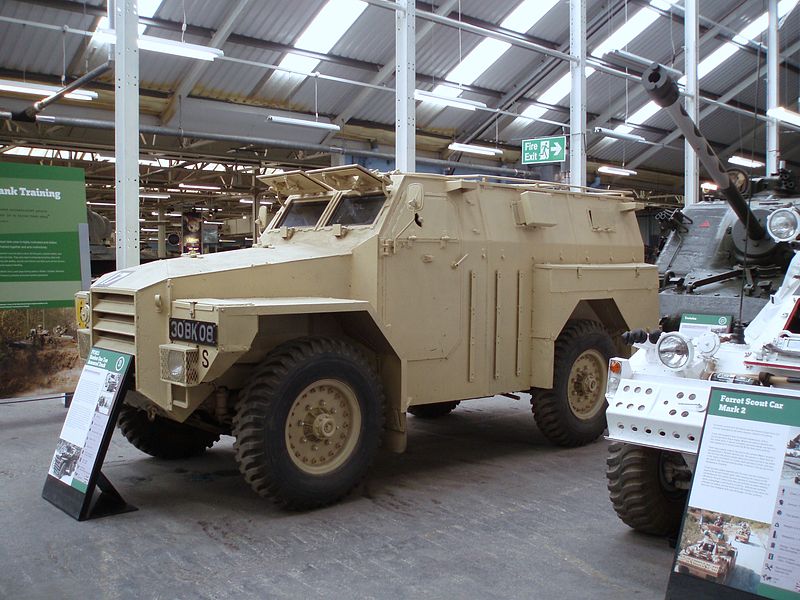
159, 344, 200, 386
168, 350, 185, 380
656, 332, 693, 371
767, 208, 800, 242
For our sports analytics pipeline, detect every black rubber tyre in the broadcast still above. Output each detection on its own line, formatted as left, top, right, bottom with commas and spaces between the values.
606, 442, 688, 536
408, 401, 460, 418
233, 337, 385, 510
531, 320, 614, 447
117, 404, 219, 459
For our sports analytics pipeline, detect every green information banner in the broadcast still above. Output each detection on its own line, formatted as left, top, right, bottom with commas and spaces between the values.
0, 162, 88, 309
521, 135, 567, 164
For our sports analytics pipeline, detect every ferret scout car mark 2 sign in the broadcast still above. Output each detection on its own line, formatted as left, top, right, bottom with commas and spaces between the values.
667, 386, 800, 600
42, 347, 136, 521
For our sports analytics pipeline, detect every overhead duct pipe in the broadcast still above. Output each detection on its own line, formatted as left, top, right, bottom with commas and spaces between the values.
12, 62, 113, 122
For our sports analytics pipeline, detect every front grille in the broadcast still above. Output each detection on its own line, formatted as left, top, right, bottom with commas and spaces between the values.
91, 290, 136, 355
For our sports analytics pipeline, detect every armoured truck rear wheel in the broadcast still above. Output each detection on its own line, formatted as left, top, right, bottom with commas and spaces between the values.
233, 337, 385, 510
408, 401, 460, 418
117, 404, 220, 459
531, 320, 614, 447
606, 442, 688, 536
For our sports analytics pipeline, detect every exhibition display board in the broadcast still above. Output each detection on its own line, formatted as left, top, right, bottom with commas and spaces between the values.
0, 162, 89, 398
42, 347, 136, 521
667, 385, 800, 600
0, 161, 89, 309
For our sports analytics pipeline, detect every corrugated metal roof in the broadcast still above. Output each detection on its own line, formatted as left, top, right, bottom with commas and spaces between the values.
0, 0, 798, 179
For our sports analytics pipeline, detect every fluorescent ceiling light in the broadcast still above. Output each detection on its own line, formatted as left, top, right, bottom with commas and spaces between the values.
141, 228, 159, 232
239, 199, 255, 204
178, 183, 222, 190
414, 90, 487, 111
448, 143, 503, 156
0, 79, 96, 101
767, 106, 800, 127
206, 221, 224, 225
95, 29, 224, 61
139, 192, 170, 199
266, 115, 341, 131
728, 155, 764, 169
87, 201, 115, 206
150, 211, 182, 217
701, 182, 719, 191
598, 165, 637, 176
594, 127, 645, 143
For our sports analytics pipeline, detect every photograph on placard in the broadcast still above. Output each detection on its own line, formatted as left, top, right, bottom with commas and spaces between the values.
675, 507, 769, 593
48, 439, 81, 483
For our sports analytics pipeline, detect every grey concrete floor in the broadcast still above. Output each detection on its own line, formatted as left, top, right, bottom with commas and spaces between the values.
1, 395, 674, 599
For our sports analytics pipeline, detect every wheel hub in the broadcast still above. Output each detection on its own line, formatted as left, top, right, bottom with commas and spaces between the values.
312, 413, 337, 439
285, 379, 361, 475
567, 350, 607, 419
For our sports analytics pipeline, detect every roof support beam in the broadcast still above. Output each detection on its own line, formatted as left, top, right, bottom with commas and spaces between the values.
569, 0, 586, 188
114, 0, 140, 268
684, 0, 699, 205
767, 0, 779, 174
395, 0, 415, 171
160, 0, 251, 125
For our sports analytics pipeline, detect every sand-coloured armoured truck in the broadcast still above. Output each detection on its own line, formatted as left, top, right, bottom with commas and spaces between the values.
75, 165, 657, 508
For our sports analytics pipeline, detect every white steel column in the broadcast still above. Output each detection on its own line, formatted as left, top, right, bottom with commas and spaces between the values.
157, 206, 166, 259
684, 0, 699, 205
115, 0, 140, 268
767, 0, 779, 174
395, 0, 415, 172
569, 0, 586, 188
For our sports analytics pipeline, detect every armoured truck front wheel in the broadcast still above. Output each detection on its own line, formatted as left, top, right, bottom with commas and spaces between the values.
408, 401, 460, 418
531, 320, 614, 447
233, 337, 385, 510
606, 442, 688, 536
117, 404, 220, 459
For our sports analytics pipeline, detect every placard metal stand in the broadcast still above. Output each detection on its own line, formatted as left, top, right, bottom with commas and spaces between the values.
42, 347, 137, 521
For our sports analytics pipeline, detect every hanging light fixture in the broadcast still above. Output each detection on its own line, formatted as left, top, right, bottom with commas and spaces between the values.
94, 29, 224, 61
598, 165, 638, 176
0, 79, 96, 101
265, 115, 340, 131
728, 156, 764, 169
448, 143, 504, 156
414, 90, 487, 111
593, 127, 645, 143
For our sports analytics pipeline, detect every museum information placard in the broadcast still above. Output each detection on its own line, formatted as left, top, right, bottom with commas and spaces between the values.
0, 162, 88, 309
668, 385, 800, 599
42, 347, 135, 520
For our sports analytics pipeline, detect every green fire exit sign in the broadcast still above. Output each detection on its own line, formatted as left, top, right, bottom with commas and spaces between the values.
521, 135, 567, 164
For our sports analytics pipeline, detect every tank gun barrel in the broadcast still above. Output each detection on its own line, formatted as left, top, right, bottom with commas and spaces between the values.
642, 64, 766, 241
